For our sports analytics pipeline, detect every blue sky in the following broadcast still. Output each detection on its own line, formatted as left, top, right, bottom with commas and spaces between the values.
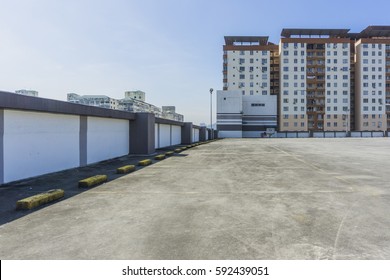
1, 0, 389, 125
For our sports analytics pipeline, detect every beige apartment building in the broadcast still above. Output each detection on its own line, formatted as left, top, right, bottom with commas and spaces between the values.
353, 27, 390, 131
279, 29, 352, 132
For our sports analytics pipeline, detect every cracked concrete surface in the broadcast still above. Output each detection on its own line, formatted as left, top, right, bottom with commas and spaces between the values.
1, 138, 390, 259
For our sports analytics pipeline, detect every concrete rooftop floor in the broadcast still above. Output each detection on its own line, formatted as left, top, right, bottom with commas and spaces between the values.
1, 138, 390, 260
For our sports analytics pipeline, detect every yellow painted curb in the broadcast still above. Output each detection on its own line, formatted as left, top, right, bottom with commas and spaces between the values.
155, 154, 165, 160
165, 151, 174, 156
174, 148, 182, 153
16, 189, 65, 210
117, 165, 135, 174
138, 159, 152, 166
78, 175, 108, 188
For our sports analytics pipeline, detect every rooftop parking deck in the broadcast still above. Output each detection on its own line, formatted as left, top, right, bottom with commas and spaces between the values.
1, 138, 390, 259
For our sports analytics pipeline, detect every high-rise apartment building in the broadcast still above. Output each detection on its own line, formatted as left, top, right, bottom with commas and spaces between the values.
219, 36, 278, 137
353, 26, 390, 131
218, 26, 390, 137
279, 29, 351, 132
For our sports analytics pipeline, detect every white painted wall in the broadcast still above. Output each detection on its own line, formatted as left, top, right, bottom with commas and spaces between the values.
3, 110, 79, 183
172, 125, 181, 145
159, 124, 171, 148
193, 128, 200, 142
87, 117, 129, 164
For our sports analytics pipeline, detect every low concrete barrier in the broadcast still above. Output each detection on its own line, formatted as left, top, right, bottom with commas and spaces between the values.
154, 155, 165, 160
78, 175, 108, 188
174, 149, 182, 153
165, 151, 174, 156
16, 189, 65, 210
116, 165, 135, 174
138, 159, 152, 166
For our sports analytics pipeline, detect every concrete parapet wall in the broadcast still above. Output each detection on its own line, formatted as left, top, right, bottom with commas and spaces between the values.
0, 91, 210, 184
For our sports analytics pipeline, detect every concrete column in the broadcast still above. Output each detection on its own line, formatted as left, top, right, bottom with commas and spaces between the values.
213, 130, 218, 139
181, 122, 193, 145
207, 128, 211, 140
130, 113, 155, 155
199, 127, 206, 141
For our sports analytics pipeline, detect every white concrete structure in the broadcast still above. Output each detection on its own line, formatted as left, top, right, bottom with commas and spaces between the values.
217, 90, 277, 138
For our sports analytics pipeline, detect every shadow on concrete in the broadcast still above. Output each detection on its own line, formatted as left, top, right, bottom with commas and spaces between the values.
0, 145, 191, 226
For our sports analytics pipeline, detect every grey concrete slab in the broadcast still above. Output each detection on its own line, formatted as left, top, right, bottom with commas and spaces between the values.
1, 138, 390, 259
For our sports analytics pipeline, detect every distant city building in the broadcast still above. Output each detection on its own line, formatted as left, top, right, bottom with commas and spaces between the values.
124, 90, 145, 101
67, 91, 184, 122
67, 93, 119, 109
15, 89, 38, 97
